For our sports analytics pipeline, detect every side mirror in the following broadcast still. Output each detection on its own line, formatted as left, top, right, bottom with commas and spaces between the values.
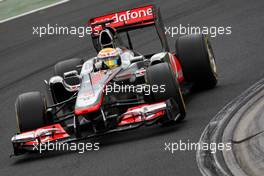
63, 70, 81, 92
63, 70, 78, 79
130, 56, 144, 63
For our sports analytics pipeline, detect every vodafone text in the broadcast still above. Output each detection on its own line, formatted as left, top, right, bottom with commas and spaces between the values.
93, 8, 152, 25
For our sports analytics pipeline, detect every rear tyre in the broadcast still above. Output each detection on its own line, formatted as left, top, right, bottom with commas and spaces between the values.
54, 58, 83, 77
15, 91, 48, 132
145, 63, 186, 123
176, 34, 217, 89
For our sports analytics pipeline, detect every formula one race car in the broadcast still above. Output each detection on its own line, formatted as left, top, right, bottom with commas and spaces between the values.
11, 4, 217, 155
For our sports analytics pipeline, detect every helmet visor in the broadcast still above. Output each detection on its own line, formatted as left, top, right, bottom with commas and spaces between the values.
103, 56, 119, 69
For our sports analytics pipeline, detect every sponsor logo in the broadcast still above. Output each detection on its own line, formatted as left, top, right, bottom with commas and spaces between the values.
91, 5, 154, 33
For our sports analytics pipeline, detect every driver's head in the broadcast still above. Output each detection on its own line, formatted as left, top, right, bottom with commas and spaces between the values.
96, 48, 121, 69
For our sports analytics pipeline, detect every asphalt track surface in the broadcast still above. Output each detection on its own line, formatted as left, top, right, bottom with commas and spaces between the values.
0, 0, 264, 176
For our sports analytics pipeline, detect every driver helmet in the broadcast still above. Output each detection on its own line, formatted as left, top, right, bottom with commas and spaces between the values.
96, 48, 121, 69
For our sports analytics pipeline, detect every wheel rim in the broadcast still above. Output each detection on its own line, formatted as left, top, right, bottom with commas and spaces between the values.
205, 37, 217, 77
15, 102, 21, 132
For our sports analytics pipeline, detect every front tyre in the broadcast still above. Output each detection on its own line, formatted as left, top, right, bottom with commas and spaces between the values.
145, 63, 186, 123
15, 91, 48, 132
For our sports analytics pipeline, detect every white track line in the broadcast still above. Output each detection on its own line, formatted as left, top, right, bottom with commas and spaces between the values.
0, 0, 70, 24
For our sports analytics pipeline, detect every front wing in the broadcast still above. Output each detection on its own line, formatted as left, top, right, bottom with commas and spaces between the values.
11, 99, 179, 156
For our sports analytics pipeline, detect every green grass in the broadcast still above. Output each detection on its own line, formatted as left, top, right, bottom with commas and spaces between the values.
0, 0, 65, 21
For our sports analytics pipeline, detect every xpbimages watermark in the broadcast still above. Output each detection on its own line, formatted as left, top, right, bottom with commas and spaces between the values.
165, 24, 232, 38
32, 23, 232, 38
32, 141, 100, 154
164, 140, 232, 154
32, 24, 99, 37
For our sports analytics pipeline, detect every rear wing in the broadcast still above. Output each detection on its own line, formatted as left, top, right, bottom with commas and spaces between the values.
88, 4, 169, 52
89, 5, 155, 36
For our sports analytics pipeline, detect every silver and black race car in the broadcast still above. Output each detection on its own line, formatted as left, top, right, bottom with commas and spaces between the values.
11, 4, 218, 156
